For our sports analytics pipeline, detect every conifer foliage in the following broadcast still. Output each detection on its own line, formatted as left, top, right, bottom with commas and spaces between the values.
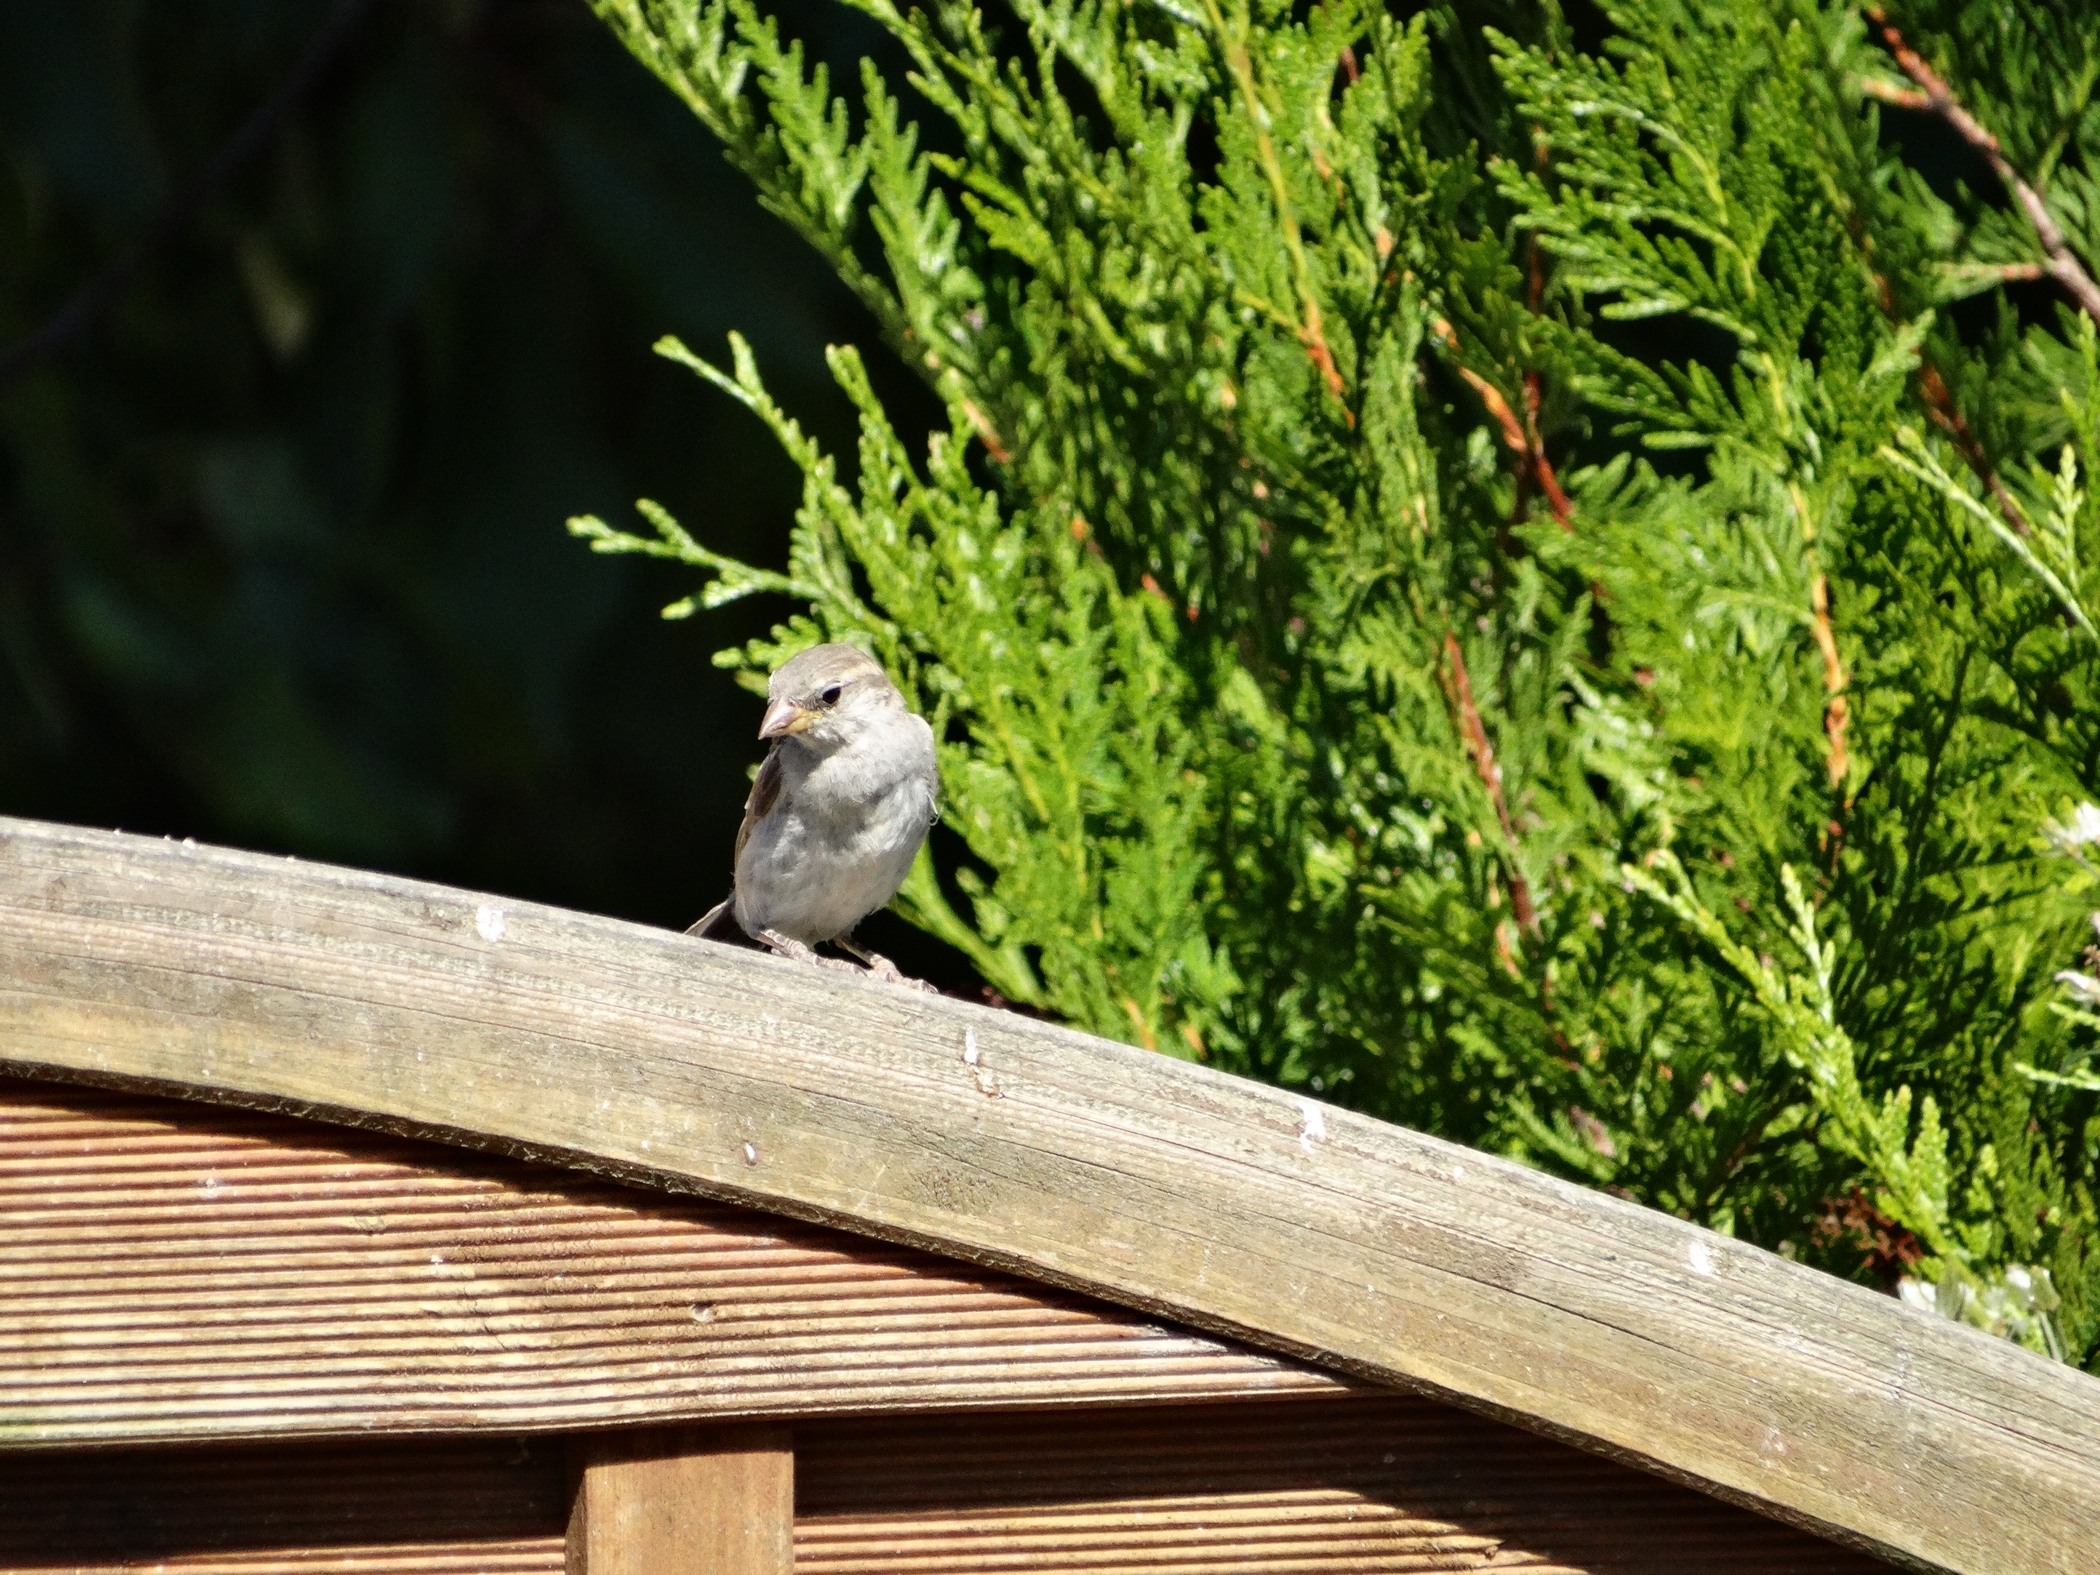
571, 0, 2100, 1364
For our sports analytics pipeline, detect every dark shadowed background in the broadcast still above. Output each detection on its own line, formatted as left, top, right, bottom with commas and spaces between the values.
0, 0, 958, 979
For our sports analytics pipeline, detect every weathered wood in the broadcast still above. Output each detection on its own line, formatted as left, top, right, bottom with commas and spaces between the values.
1, 817, 2095, 1574
0, 1083, 1339, 1447
0, 1399, 1887, 1574
0, 1434, 567, 1572
568, 1425, 792, 1575
792, 1398, 1893, 1574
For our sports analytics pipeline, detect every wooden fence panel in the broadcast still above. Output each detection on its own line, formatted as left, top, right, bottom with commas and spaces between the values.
0, 1083, 1339, 1446
4, 817, 2097, 1572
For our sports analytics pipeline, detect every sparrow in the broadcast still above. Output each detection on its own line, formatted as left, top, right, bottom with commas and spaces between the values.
689, 644, 939, 989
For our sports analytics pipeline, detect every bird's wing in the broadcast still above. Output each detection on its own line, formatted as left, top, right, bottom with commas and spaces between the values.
733, 743, 786, 867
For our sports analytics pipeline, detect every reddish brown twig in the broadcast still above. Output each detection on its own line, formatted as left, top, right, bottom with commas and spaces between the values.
1783, 471, 1854, 794
1833, 139, 2035, 538
1301, 306, 1349, 408
1917, 363, 2031, 535
1440, 632, 1541, 941
1863, 7, 2100, 327
1809, 572, 1851, 791
1513, 147, 1573, 530
959, 397, 1011, 463
1432, 318, 1573, 531
1520, 366, 1573, 525
1205, 0, 1350, 419
1943, 261, 2047, 286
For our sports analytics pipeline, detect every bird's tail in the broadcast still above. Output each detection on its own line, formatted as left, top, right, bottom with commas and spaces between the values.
686, 897, 737, 939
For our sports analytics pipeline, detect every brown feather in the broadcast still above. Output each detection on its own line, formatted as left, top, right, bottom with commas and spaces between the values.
690, 747, 791, 939
685, 897, 735, 938
734, 744, 785, 867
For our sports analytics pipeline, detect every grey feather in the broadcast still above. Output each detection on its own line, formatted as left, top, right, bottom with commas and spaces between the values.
709, 644, 939, 949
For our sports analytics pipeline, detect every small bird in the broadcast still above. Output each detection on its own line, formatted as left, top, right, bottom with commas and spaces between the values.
689, 644, 939, 989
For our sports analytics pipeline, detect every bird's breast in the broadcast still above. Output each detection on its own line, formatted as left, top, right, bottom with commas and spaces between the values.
733, 716, 936, 944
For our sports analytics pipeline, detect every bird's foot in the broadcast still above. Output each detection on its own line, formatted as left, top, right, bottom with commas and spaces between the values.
757, 929, 861, 975
837, 937, 940, 993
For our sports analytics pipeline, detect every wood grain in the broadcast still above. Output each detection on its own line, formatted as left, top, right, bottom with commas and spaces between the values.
0, 1083, 1339, 1447
792, 1398, 1894, 1574
568, 1425, 792, 1575
2, 817, 2096, 1574
0, 1398, 1889, 1574
0, 1434, 568, 1572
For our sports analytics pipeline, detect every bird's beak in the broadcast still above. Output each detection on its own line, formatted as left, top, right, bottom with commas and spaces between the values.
759, 697, 814, 739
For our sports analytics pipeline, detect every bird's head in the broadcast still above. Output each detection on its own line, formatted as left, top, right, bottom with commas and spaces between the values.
758, 644, 904, 753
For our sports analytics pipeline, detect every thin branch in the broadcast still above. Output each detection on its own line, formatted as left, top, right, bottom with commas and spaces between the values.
1513, 220, 1568, 531
1882, 426, 2098, 643
1828, 142, 2036, 539
1810, 572, 1852, 791
1917, 363, 2033, 536
1432, 317, 1573, 530
1857, 80, 1930, 113
1783, 471, 1853, 793
1440, 631, 1541, 941
1199, 0, 1349, 412
956, 394, 1011, 463
0, 0, 375, 392
1937, 261, 2047, 286
1519, 369, 1573, 526
1864, 7, 2100, 327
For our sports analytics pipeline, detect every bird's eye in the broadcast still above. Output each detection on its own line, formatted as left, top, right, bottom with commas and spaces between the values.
820, 684, 843, 706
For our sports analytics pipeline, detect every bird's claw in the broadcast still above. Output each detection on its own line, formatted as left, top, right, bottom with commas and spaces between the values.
760, 929, 930, 987
757, 929, 855, 974
865, 953, 940, 994
839, 938, 940, 993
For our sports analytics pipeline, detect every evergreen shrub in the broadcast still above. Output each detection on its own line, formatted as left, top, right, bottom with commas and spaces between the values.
570, 0, 2100, 1365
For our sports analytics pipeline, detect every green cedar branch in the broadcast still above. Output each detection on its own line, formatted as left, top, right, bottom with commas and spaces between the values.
1862, 6, 2100, 327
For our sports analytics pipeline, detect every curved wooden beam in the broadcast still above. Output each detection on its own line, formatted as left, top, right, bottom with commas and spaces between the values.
2, 816, 2096, 1573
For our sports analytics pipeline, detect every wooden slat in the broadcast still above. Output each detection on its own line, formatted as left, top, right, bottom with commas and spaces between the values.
0, 1084, 1341, 1446
568, 1426, 792, 1575
792, 1399, 1894, 1574
0, 1399, 1890, 1574
0, 1434, 567, 1572
2, 817, 2095, 1573
0, 1539, 561, 1573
